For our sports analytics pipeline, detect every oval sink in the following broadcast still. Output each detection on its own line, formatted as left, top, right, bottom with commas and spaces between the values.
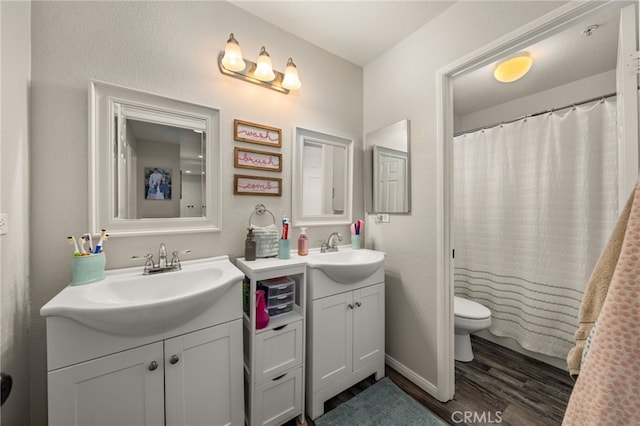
306, 249, 385, 284
40, 256, 243, 336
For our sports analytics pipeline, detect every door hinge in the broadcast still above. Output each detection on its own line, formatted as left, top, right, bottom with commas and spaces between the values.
452, 249, 455, 259
626, 51, 640, 76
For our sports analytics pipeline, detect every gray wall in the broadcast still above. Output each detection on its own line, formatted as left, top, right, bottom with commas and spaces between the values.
363, 0, 567, 392
29, 2, 362, 424
1, 1, 32, 424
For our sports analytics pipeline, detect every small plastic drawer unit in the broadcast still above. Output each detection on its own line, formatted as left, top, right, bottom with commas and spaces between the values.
258, 277, 295, 317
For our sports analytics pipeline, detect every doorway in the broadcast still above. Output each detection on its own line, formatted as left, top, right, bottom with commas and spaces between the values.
435, 1, 639, 401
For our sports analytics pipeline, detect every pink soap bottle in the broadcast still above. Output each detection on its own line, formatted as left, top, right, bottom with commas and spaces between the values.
297, 227, 309, 256
256, 290, 270, 329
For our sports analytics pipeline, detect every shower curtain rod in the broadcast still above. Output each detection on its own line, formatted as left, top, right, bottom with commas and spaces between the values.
454, 91, 617, 137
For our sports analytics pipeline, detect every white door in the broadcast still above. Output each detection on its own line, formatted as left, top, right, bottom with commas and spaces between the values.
374, 146, 408, 212
302, 142, 324, 215
616, 3, 639, 208
165, 320, 244, 426
352, 283, 385, 372
311, 292, 353, 391
47, 342, 164, 426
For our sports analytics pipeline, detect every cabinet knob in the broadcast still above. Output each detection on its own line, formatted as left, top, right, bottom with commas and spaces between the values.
347, 304, 354, 309
148, 361, 158, 371
355, 302, 362, 307
169, 355, 180, 365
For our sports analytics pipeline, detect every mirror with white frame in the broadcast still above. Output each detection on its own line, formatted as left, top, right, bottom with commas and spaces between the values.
90, 81, 221, 236
292, 127, 353, 226
364, 119, 411, 213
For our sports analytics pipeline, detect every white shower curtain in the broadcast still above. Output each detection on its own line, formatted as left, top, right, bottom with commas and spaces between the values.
454, 98, 618, 359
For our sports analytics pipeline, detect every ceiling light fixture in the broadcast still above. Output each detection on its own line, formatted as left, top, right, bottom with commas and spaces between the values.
493, 51, 533, 83
217, 33, 302, 94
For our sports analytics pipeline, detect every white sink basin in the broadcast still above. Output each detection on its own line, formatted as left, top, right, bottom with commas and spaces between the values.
41, 256, 243, 336
306, 249, 384, 284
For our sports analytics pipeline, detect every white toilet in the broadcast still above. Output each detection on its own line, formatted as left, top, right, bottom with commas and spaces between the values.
454, 296, 492, 362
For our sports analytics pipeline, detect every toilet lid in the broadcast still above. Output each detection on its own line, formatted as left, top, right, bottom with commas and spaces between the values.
454, 296, 491, 319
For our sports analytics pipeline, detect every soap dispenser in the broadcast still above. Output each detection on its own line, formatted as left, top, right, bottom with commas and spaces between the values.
297, 227, 309, 256
245, 228, 256, 261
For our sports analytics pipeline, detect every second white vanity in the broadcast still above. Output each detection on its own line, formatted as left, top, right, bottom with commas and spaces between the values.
305, 249, 385, 419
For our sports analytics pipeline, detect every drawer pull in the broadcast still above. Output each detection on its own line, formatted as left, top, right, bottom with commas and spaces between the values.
148, 361, 158, 371
273, 324, 287, 331
355, 301, 362, 307
347, 304, 354, 309
272, 373, 287, 381
169, 355, 180, 365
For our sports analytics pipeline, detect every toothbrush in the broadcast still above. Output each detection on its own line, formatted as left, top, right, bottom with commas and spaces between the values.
84, 233, 93, 254
78, 236, 88, 256
351, 223, 356, 235
68, 236, 81, 256
94, 229, 107, 253
357, 219, 363, 235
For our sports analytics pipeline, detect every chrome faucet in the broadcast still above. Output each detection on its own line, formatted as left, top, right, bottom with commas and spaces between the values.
321, 232, 342, 253
158, 243, 168, 269
132, 243, 191, 275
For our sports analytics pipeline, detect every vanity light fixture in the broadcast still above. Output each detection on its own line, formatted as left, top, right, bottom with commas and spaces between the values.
254, 47, 276, 82
221, 33, 246, 72
493, 51, 533, 83
217, 33, 302, 94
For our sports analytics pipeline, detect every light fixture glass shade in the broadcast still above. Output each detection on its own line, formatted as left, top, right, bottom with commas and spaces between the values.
493, 52, 533, 83
253, 47, 276, 82
221, 33, 246, 72
282, 58, 302, 90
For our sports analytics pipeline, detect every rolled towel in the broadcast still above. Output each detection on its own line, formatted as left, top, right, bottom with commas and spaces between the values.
251, 224, 279, 258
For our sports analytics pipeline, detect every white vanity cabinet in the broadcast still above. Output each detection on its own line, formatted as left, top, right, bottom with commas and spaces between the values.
306, 263, 385, 420
48, 321, 242, 426
43, 263, 245, 426
235, 257, 307, 426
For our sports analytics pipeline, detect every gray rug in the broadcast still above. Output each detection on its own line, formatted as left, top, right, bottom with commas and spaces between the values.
314, 377, 447, 426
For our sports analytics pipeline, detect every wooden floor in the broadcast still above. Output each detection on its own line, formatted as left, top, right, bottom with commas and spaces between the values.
294, 336, 574, 426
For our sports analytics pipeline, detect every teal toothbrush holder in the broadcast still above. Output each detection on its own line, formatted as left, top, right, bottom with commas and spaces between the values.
71, 252, 106, 286
351, 235, 361, 250
278, 239, 290, 259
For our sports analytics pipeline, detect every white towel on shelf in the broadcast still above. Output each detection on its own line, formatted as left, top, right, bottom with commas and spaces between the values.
251, 224, 279, 258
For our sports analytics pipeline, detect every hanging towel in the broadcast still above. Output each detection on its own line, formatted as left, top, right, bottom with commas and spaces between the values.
566, 190, 634, 377
251, 224, 279, 258
562, 180, 640, 425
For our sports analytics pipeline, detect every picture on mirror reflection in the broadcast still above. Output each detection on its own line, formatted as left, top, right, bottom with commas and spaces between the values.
144, 167, 172, 200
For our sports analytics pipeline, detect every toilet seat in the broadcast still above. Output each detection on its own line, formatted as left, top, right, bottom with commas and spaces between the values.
454, 296, 491, 320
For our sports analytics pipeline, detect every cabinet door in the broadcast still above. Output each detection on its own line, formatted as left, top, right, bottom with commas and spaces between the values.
311, 291, 352, 391
353, 283, 385, 372
255, 320, 303, 383
47, 342, 164, 426
165, 320, 243, 426
253, 367, 303, 426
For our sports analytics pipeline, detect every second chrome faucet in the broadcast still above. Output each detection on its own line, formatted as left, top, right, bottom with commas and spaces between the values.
320, 232, 342, 253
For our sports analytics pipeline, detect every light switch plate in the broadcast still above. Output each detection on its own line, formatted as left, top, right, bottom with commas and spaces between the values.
0, 213, 7, 235
375, 213, 390, 223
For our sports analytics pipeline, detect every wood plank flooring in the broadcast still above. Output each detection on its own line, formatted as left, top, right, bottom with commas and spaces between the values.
293, 335, 574, 425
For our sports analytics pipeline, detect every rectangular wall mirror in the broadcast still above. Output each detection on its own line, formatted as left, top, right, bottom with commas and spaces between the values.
364, 119, 411, 213
90, 81, 221, 236
292, 127, 353, 226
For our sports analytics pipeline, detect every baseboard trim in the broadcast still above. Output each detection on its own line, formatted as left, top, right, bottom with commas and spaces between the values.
385, 354, 439, 398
